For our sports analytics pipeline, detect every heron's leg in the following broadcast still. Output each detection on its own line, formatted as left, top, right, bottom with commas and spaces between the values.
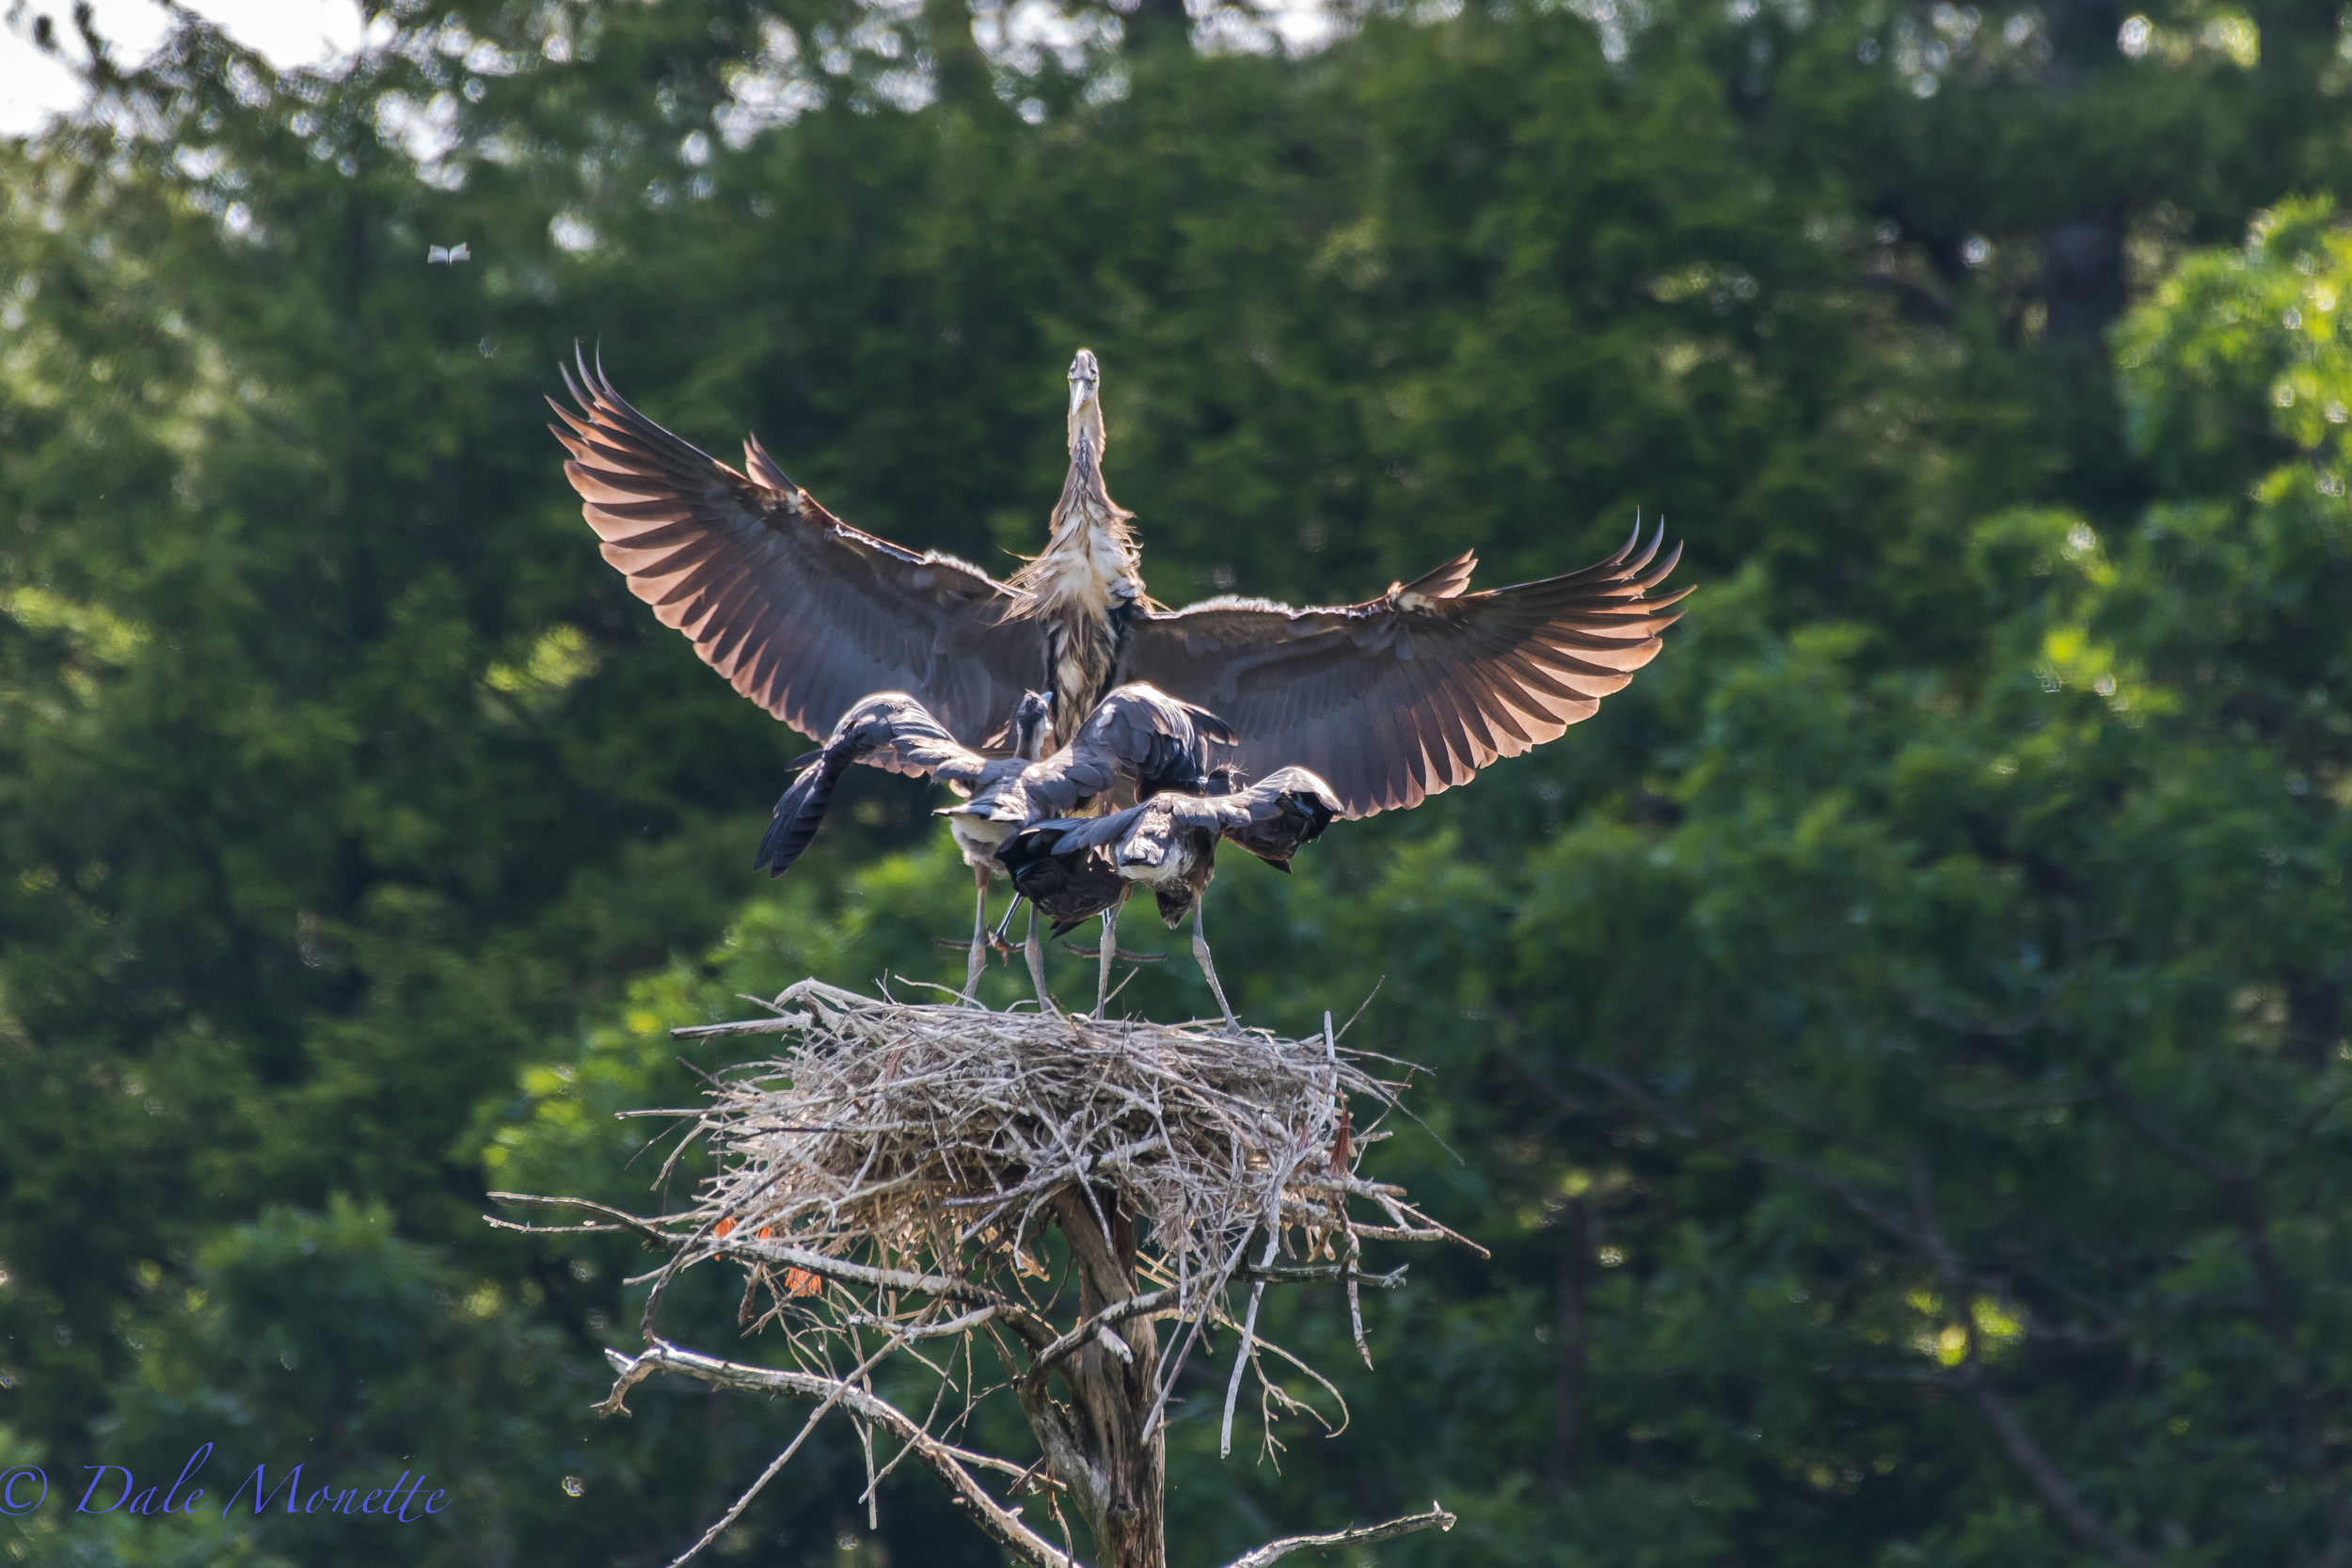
962, 867, 990, 1006
989, 895, 1025, 956
1096, 900, 1118, 1017
1024, 903, 1056, 1016
1192, 898, 1240, 1034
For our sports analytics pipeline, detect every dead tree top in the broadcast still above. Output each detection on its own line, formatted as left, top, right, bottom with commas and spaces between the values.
493, 980, 1477, 1568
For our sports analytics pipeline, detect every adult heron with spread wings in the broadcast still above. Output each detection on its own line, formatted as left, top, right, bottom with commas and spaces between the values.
549, 347, 1688, 831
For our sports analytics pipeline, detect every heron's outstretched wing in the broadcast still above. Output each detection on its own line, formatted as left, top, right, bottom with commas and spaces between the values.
754, 692, 995, 876
1014, 803, 1154, 859
1121, 528, 1688, 819
549, 352, 1037, 744
1205, 766, 1339, 867
828, 692, 996, 787
1021, 766, 1333, 858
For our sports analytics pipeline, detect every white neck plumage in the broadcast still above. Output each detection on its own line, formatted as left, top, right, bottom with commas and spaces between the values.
1013, 388, 1140, 621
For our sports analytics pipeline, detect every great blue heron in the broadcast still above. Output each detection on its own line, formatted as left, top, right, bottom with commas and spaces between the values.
753, 683, 1233, 1004
1004, 348, 1143, 749
549, 348, 1687, 825
1002, 766, 1340, 1027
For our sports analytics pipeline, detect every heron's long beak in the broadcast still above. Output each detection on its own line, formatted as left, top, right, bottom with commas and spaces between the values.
1068, 378, 1093, 420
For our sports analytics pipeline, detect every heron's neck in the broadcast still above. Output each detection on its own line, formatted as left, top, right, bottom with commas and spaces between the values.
1069, 399, 1107, 471
1014, 413, 1141, 617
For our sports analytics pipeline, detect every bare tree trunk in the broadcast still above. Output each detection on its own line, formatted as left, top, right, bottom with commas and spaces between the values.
922, 0, 991, 108
1119, 0, 1192, 52
2033, 0, 2128, 345
1544, 1198, 1593, 1496
1051, 1188, 1167, 1568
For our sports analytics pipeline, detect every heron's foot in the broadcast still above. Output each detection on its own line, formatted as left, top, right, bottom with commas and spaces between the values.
1198, 980, 1242, 1036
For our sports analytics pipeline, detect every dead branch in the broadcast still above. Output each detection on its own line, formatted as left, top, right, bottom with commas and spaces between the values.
605, 1341, 1070, 1568
1968, 1386, 2153, 1568
1215, 1503, 1457, 1568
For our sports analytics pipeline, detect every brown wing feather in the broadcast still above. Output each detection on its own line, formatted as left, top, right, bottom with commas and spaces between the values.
549, 352, 1039, 744
1122, 527, 1689, 818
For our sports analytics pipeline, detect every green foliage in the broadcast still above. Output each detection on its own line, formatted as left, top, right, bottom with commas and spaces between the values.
3, 0, 2349, 1562
93, 1199, 588, 1566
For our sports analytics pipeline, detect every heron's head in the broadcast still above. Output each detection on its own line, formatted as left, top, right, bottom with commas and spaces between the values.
1012, 689, 1056, 760
1067, 349, 1101, 421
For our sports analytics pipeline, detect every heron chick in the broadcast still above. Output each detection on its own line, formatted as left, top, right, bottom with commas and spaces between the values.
755, 683, 1235, 1006
1003, 766, 1340, 1029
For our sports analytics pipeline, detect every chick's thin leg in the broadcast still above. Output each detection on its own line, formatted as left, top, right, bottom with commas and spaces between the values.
962, 867, 989, 1006
1024, 903, 1056, 1017
1096, 900, 1118, 1017
1192, 899, 1239, 1034
989, 895, 1025, 954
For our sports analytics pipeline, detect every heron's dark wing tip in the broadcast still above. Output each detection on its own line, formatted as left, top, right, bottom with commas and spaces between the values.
1625, 525, 1667, 575
1627, 540, 1686, 597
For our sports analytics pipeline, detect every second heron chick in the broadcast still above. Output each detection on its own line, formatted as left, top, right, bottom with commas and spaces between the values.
1002, 766, 1341, 1029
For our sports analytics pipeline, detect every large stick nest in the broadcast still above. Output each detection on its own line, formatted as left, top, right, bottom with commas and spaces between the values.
663, 982, 1455, 1323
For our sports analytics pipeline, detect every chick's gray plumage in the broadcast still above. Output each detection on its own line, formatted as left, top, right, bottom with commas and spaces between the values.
1003, 767, 1339, 1028
753, 682, 1237, 1008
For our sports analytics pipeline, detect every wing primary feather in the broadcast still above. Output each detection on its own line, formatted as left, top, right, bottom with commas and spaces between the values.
1634, 539, 1686, 593
1477, 685, 1539, 751
1359, 696, 1416, 815
1396, 645, 1478, 788
1622, 521, 1664, 575
1372, 641, 1452, 805
1418, 677, 1486, 784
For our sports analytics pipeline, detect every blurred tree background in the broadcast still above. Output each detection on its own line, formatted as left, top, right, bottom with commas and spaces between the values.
2, 0, 2348, 1560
